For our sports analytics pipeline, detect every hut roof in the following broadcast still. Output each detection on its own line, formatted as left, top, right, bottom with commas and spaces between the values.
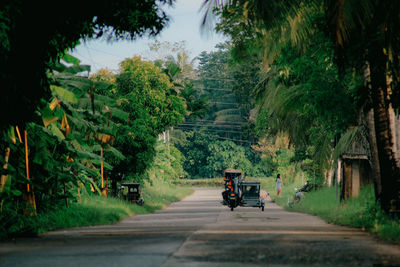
341, 139, 369, 160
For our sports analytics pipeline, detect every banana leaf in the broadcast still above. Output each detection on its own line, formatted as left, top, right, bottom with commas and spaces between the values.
51, 85, 78, 104
78, 173, 101, 194
7, 126, 16, 144
75, 162, 101, 178
91, 159, 113, 170
47, 123, 65, 140
62, 54, 81, 66
105, 146, 126, 160
64, 65, 90, 74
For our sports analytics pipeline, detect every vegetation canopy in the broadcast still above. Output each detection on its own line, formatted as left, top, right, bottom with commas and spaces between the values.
0, 0, 174, 127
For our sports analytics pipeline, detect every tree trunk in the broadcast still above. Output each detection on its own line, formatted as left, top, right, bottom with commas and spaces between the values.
369, 48, 400, 214
327, 168, 334, 187
326, 157, 334, 187
365, 108, 382, 200
363, 62, 382, 200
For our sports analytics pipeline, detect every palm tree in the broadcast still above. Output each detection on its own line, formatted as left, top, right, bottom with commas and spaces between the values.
202, 0, 400, 214
324, 0, 400, 214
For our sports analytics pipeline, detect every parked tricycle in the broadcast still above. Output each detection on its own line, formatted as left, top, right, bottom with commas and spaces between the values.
120, 183, 144, 205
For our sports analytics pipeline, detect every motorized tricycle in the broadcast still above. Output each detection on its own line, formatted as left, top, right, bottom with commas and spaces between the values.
221, 169, 242, 210
221, 169, 265, 211
120, 183, 144, 205
291, 181, 319, 204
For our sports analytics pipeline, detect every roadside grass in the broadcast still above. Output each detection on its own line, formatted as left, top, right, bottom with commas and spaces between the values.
278, 185, 400, 244
3, 181, 193, 239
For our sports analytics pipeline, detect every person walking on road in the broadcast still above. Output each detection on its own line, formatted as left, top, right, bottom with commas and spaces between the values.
276, 174, 282, 198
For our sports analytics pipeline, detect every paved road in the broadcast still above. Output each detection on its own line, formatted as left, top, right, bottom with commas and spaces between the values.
1, 188, 400, 267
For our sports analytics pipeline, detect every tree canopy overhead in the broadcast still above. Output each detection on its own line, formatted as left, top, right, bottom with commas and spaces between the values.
202, 0, 400, 214
0, 0, 175, 128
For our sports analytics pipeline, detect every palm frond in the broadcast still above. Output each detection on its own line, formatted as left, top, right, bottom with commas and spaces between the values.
333, 125, 370, 160
325, 0, 374, 46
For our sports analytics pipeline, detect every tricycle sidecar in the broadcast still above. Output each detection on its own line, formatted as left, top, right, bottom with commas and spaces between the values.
240, 181, 265, 211
120, 183, 144, 205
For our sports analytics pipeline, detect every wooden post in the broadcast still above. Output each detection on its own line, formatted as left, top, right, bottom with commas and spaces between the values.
352, 160, 360, 197
15, 126, 22, 143
100, 146, 104, 189
77, 187, 81, 204
24, 129, 30, 193
336, 159, 342, 201
343, 160, 352, 200
23, 129, 37, 215
105, 174, 108, 198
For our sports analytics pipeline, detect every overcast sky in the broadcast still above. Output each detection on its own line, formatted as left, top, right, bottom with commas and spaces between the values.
70, 0, 228, 73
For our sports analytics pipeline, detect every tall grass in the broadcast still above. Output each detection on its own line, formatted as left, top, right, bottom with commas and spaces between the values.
2, 180, 193, 239
281, 185, 400, 243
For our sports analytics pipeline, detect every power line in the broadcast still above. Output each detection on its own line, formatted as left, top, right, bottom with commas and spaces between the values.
208, 102, 240, 105
200, 88, 233, 92
73, 51, 99, 66
179, 123, 242, 128
84, 47, 99, 74
198, 62, 229, 65
87, 46, 125, 59
175, 126, 244, 134
189, 119, 247, 125
198, 78, 235, 81
173, 127, 254, 144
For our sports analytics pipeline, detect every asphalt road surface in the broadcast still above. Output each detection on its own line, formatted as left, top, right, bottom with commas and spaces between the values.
1, 188, 400, 267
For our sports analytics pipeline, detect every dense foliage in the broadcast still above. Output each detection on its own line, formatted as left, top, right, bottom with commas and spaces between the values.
173, 129, 269, 178
0, 54, 186, 238
112, 56, 185, 181
203, 0, 400, 213
0, 0, 174, 127
203, 1, 359, 183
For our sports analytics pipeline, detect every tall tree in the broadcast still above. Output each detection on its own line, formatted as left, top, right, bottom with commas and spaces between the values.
0, 0, 174, 128
113, 56, 186, 181
325, 0, 400, 213
202, 0, 400, 214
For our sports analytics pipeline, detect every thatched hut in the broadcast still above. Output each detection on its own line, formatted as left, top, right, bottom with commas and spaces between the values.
338, 137, 372, 200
